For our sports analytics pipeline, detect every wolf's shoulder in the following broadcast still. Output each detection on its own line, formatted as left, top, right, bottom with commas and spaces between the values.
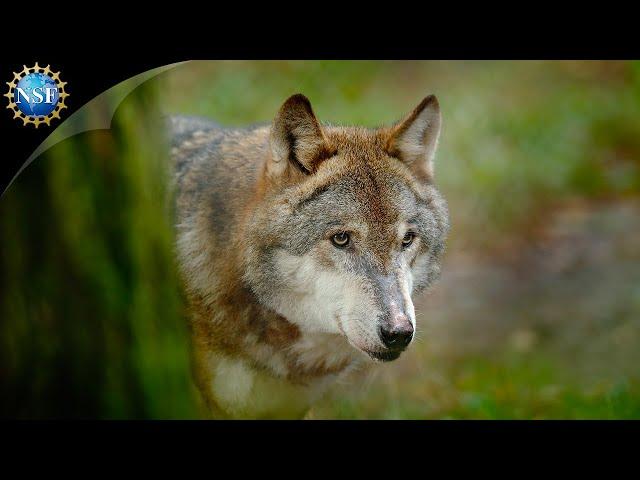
168, 115, 264, 180
169, 115, 270, 204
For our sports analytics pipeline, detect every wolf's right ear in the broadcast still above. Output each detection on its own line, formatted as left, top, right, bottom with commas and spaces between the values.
386, 95, 441, 181
268, 94, 334, 179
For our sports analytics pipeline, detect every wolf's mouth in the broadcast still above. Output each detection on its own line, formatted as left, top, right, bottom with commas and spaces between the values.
366, 350, 402, 362
336, 315, 405, 363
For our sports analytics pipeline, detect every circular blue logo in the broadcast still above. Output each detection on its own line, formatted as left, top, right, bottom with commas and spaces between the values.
14, 72, 59, 117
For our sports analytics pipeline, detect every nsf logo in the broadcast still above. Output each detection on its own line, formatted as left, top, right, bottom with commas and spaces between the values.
4, 63, 68, 128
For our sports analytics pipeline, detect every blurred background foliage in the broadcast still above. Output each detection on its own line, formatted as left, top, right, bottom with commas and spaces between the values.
1, 61, 639, 418
0, 84, 198, 418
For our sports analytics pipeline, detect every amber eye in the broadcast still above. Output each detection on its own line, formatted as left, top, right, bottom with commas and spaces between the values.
331, 232, 350, 248
402, 232, 416, 248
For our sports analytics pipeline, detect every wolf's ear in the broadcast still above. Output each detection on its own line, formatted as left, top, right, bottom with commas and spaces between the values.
268, 94, 334, 179
387, 95, 441, 180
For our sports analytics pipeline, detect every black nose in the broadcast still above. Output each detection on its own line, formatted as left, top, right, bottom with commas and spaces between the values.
379, 324, 414, 350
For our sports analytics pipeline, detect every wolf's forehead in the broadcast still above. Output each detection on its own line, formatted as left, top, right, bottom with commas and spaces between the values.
296, 168, 419, 224
326, 126, 388, 156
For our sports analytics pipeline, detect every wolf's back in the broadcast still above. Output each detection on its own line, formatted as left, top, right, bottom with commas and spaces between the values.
168, 115, 221, 148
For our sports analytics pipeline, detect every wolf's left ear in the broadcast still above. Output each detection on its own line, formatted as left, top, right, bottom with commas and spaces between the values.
268, 94, 334, 179
387, 95, 441, 180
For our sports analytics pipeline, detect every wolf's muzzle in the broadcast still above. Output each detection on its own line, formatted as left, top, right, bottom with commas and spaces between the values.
372, 272, 415, 352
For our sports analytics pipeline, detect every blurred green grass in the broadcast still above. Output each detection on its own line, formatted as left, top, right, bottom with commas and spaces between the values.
1, 61, 639, 418
313, 354, 640, 419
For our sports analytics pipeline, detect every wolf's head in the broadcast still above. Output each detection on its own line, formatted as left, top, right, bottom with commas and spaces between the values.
244, 94, 449, 362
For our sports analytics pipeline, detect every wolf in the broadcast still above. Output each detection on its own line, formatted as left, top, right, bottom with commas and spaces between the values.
169, 94, 449, 418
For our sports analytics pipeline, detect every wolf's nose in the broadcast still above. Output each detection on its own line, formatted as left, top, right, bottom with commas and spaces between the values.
379, 321, 414, 350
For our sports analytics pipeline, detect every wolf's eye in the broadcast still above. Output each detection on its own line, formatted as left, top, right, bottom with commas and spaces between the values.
402, 232, 416, 248
331, 232, 350, 248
